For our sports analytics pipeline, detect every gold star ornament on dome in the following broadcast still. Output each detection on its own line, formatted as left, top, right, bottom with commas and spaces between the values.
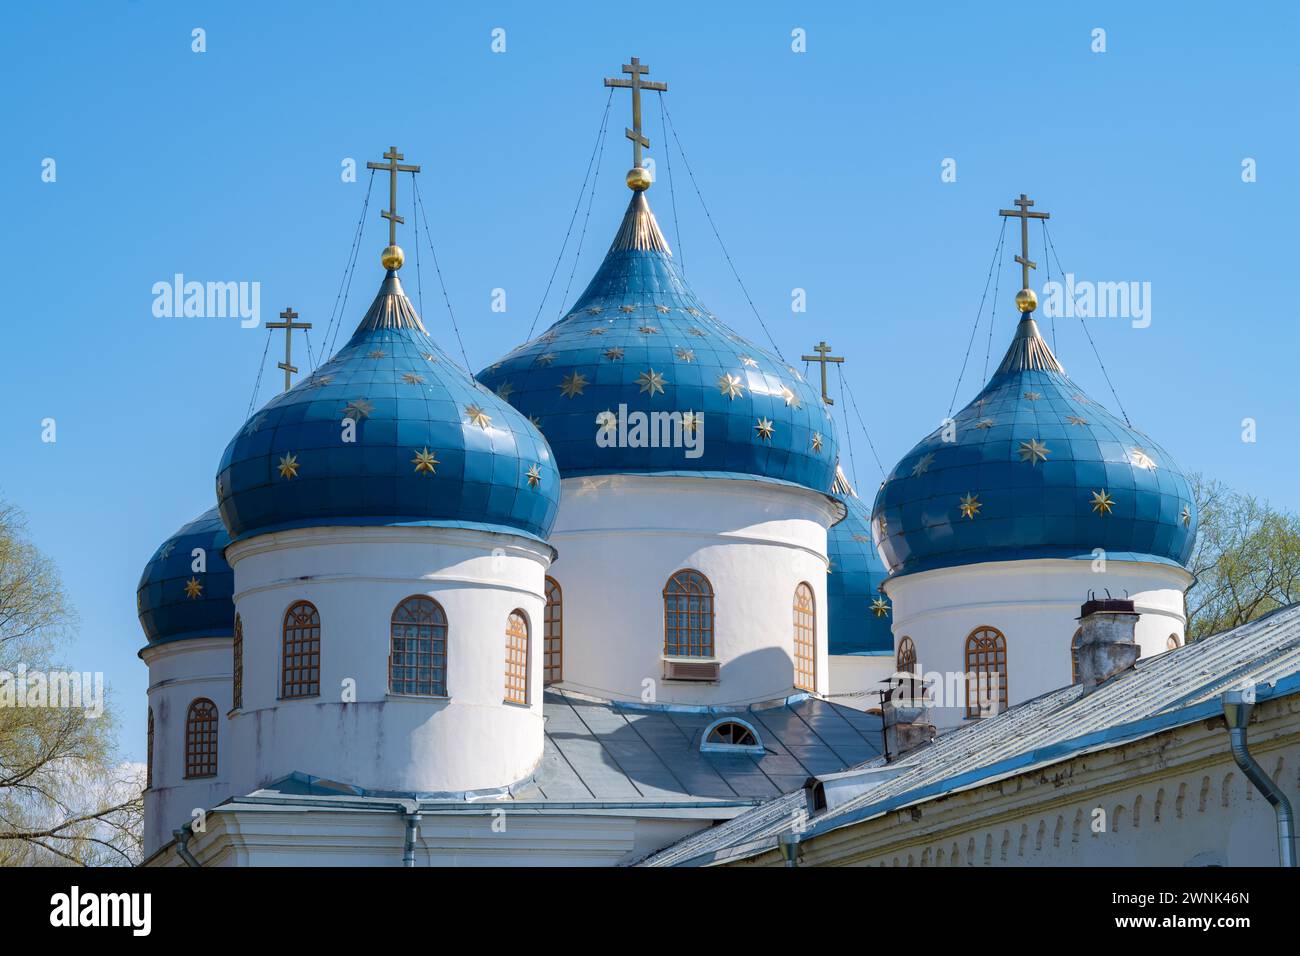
368, 350, 387, 360
537, 353, 557, 366
870, 596, 890, 618
604, 347, 625, 361
959, 492, 982, 519
343, 398, 374, 421
811, 432, 823, 452
184, 577, 203, 599
1091, 489, 1115, 515
1181, 503, 1192, 527
1065, 415, 1089, 426
411, 448, 439, 475
278, 453, 300, 479
637, 369, 667, 396
974, 418, 996, 430
402, 373, 425, 385
465, 404, 493, 429
681, 411, 702, 434
675, 347, 695, 362
1023, 391, 1042, 402
495, 382, 515, 401
738, 355, 759, 368
1018, 438, 1050, 466
755, 418, 775, 441
526, 464, 542, 489
1129, 447, 1158, 470
559, 372, 589, 398
912, 452, 935, 477
717, 373, 745, 400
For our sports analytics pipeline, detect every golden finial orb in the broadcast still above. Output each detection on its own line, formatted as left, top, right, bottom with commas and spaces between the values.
381, 245, 405, 270
1015, 288, 1038, 313
626, 166, 652, 192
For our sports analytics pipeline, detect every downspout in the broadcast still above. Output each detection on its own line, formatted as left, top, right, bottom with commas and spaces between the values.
778, 831, 800, 868
1222, 689, 1297, 867
173, 825, 201, 868
401, 810, 421, 867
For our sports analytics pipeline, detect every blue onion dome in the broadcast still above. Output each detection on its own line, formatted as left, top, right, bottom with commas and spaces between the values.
872, 312, 1197, 578
474, 189, 838, 493
827, 467, 892, 655
216, 272, 559, 544
136, 507, 235, 645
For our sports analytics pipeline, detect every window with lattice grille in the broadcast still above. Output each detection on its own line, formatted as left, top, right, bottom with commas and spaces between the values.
505, 610, 530, 705
281, 601, 321, 699
544, 577, 562, 685
184, 698, 218, 779
965, 626, 1008, 717
793, 582, 815, 691
664, 569, 714, 658
389, 596, 448, 697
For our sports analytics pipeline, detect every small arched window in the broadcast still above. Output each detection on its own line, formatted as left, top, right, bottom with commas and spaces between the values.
965, 626, 1008, 718
793, 582, 816, 692
1167, 634, 1181, 651
664, 569, 714, 658
1070, 627, 1084, 684
505, 610, 530, 705
897, 636, 919, 700
281, 601, 321, 699
232, 614, 243, 710
146, 707, 154, 790
543, 577, 562, 685
184, 698, 219, 779
701, 718, 763, 753
389, 596, 448, 697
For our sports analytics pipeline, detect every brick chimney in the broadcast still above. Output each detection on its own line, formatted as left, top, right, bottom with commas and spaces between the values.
1076, 595, 1140, 692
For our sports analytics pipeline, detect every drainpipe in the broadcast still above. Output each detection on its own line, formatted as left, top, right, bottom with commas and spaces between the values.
778, 831, 800, 868
401, 810, 422, 867
1222, 688, 1297, 867
173, 825, 201, 868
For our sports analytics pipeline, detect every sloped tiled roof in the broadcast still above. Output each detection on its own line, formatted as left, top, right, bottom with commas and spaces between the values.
641, 603, 1300, 866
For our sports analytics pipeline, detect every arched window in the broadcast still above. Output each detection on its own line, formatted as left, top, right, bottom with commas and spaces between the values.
543, 577, 562, 685
505, 610, 530, 705
897, 636, 919, 700
146, 707, 154, 790
1167, 633, 1181, 651
232, 614, 243, 710
701, 718, 763, 752
184, 698, 218, 779
389, 596, 448, 697
793, 582, 816, 692
281, 601, 321, 699
965, 626, 1008, 718
1070, 627, 1084, 684
664, 569, 714, 658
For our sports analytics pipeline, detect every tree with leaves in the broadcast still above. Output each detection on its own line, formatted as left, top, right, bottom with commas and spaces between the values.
0, 501, 142, 866
1185, 474, 1300, 641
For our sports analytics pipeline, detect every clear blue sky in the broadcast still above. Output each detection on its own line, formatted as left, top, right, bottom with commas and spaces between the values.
2, 1, 1296, 761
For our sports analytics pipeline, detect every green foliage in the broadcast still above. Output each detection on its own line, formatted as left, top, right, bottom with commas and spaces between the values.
0, 502, 142, 866
1186, 474, 1300, 641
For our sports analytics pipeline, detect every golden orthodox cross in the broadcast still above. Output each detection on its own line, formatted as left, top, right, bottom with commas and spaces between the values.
801, 341, 844, 405
266, 306, 312, 391
367, 146, 421, 247
998, 193, 1051, 290
604, 56, 668, 168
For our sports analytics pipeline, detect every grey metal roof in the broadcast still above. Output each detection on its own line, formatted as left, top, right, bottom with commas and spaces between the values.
519, 689, 883, 802
640, 602, 1300, 866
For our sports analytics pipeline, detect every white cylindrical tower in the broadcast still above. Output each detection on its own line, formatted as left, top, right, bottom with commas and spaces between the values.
136, 508, 234, 857
214, 267, 561, 796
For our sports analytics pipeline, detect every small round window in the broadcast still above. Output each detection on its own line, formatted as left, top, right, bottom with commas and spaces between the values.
701, 718, 763, 753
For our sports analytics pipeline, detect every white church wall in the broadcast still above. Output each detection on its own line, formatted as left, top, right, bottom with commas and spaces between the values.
828, 653, 898, 711
548, 474, 838, 706
140, 636, 232, 857
883, 558, 1190, 728
224, 525, 552, 796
